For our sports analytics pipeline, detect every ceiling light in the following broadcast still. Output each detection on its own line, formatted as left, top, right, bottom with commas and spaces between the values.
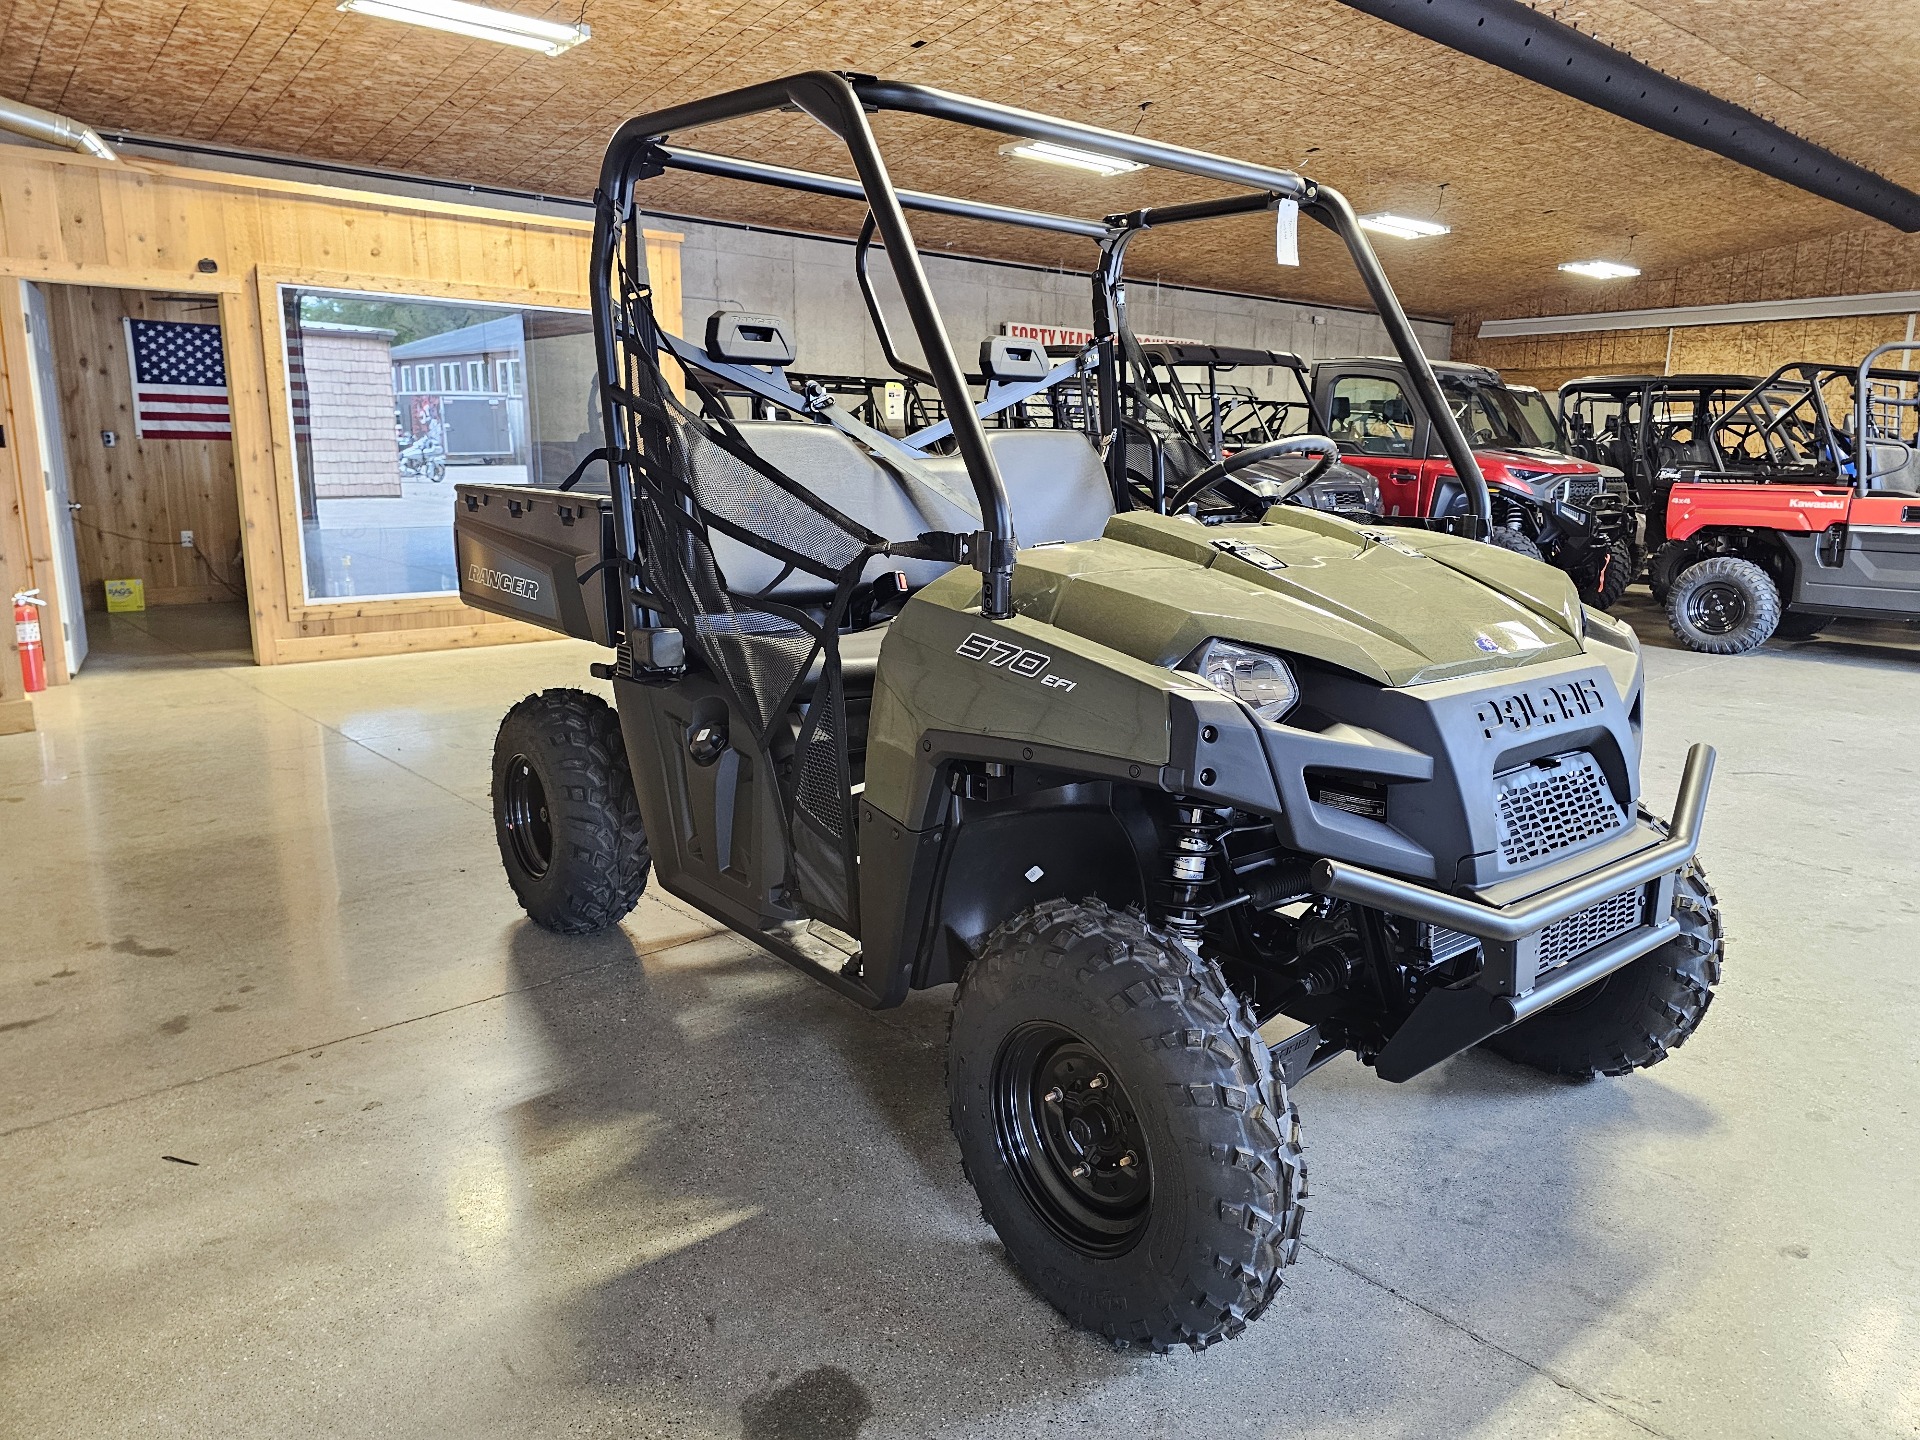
1358, 213, 1451, 240
1559, 260, 1641, 280
337, 0, 590, 54
999, 140, 1145, 177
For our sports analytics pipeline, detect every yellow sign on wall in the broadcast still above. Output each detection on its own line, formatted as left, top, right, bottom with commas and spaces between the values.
104, 579, 145, 613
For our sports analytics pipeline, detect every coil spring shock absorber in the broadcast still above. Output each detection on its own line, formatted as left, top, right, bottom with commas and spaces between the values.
1162, 800, 1228, 940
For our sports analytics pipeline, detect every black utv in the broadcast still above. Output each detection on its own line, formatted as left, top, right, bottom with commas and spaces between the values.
455, 73, 1724, 1353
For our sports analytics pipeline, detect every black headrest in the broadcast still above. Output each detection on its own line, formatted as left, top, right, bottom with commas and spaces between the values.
706, 310, 795, 367
980, 336, 1050, 383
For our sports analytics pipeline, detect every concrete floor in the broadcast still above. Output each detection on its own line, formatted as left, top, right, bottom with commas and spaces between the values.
3, 598, 1917, 1440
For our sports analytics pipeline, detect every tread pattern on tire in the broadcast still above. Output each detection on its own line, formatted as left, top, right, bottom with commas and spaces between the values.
1486, 526, 1545, 562
1488, 815, 1723, 1079
1578, 537, 1634, 610
1664, 554, 1782, 654
492, 688, 649, 935
948, 899, 1306, 1354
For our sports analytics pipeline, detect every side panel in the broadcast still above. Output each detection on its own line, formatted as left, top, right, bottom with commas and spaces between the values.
613, 674, 800, 933
453, 484, 616, 643
1663, 482, 1849, 542
1786, 495, 1920, 611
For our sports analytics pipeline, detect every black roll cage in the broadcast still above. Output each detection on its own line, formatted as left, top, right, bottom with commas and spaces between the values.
592, 71, 1492, 625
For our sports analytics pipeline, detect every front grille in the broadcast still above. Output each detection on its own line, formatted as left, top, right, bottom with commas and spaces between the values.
1320, 488, 1369, 510
1425, 924, 1481, 966
1561, 475, 1602, 507
1536, 888, 1644, 973
1495, 751, 1627, 866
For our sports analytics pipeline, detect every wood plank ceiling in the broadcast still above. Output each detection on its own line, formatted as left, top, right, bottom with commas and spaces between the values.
2, 0, 1915, 317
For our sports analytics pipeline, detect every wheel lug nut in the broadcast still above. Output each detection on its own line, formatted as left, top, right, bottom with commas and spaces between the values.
1070, 1163, 1091, 1179
1087, 1074, 1108, 1091
1119, 1151, 1137, 1169
1043, 1087, 1064, 1105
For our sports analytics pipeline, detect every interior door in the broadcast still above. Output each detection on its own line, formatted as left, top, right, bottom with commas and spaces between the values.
21, 282, 87, 674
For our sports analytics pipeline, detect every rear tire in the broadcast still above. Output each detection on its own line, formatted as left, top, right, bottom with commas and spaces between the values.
1648, 541, 1696, 604
1665, 556, 1780, 654
948, 900, 1305, 1352
1774, 611, 1831, 640
1486, 527, 1544, 562
491, 688, 649, 934
1576, 537, 1634, 610
1487, 850, 1722, 1079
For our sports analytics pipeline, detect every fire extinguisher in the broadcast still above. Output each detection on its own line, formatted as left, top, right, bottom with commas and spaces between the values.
13, 589, 46, 694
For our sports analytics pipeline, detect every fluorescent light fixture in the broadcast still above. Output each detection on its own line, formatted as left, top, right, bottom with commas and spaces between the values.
337, 0, 590, 54
1558, 260, 1641, 280
1000, 140, 1144, 177
1358, 213, 1451, 240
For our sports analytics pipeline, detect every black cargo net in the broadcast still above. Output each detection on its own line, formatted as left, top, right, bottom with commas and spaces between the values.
603, 213, 886, 931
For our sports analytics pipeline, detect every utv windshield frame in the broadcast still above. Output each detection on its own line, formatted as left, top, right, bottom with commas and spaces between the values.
593, 70, 1492, 630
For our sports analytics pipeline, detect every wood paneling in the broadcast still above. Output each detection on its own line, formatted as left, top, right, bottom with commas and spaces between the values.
1455, 223, 1920, 391
0, 143, 683, 666
1, 0, 1911, 316
0, 290, 37, 730
40, 285, 244, 607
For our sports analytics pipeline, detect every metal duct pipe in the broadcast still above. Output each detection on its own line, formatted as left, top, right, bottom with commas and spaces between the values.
1336, 0, 1920, 233
0, 96, 117, 162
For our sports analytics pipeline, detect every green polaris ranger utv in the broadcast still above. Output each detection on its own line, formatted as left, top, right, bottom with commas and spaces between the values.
455, 74, 1724, 1353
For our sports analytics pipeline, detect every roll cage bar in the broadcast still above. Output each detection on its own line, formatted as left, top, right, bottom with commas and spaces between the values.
1711, 355, 1920, 487
592, 71, 1492, 625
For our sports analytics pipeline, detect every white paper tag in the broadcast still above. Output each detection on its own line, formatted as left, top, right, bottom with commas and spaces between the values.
1275, 198, 1300, 267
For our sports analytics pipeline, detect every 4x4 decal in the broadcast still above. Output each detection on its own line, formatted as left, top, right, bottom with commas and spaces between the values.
955, 632, 1077, 691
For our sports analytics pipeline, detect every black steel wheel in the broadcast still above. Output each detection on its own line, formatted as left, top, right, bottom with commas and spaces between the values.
991, 1023, 1152, 1258
949, 900, 1304, 1352
1665, 556, 1780, 654
500, 754, 554, 878
491, 689, 650, 934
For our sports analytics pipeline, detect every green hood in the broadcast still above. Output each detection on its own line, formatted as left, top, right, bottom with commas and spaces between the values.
1009, 509, 1586, 688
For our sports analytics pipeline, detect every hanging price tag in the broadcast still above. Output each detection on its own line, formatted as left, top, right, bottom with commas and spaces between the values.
1275, 198, 1300, 267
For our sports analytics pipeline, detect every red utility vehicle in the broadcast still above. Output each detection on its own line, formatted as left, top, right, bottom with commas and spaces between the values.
1659, 344, 1920, 652
1310, 357, 1637, 607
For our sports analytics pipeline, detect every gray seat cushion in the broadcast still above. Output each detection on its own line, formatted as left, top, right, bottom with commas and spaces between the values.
703, 420, 1116, 603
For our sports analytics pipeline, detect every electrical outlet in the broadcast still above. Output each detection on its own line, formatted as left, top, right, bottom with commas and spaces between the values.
179, 530, 194, 548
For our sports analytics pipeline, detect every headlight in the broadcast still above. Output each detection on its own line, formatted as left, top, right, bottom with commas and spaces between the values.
1181, 639, 1299, 722
1505, 466, 1557, 484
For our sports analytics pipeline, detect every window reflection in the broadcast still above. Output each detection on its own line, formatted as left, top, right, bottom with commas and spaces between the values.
282, 287, 598, 602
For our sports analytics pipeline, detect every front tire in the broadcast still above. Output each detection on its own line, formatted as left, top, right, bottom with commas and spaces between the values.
948, 901, 1305, 1352
491, 688, 650, 934
1486, 526, 1545, 562
1665, 556, 1781, 654
1487, 851, 1722, 1079
1576, 537, 1634, 610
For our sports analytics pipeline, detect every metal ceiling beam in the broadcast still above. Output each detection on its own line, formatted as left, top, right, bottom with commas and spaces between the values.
1336, 0, 1920, 233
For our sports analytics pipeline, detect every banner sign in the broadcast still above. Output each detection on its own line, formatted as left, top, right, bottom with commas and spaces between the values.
999, 321, 1200, 349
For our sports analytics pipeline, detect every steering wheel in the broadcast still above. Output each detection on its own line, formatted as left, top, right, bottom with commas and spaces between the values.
1167, 435, 1343, 519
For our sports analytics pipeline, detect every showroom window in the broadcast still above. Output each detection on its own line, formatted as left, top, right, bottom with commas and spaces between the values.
279, 286, 602, 603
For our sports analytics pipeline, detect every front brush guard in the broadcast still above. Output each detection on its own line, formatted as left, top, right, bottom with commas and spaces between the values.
1312, 744, 1715, 1081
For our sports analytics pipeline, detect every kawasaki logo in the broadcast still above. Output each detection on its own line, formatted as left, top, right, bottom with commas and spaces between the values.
467, 563, 541, 600
1788, 498, 1846, 509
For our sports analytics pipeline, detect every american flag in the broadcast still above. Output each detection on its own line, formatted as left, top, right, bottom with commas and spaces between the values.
125, 318, 231, 440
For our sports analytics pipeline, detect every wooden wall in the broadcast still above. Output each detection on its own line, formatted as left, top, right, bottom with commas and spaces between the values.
0, 142, 680, 673
41, 285, 244, 607
0, 315, 34, 732
1454, 222, 1920, 392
